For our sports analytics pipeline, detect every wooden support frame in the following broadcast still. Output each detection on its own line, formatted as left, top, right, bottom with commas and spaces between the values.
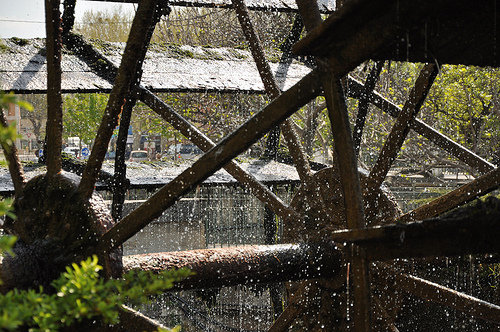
296, 0, 371, 330
135, 86, 301, 223
353, 61, 384, 156
45, 0, 63, 176
331, 197, 500, 260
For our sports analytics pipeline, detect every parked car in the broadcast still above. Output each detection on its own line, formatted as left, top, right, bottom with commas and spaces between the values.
128, 150, 149, 162
164, 144, 202, 160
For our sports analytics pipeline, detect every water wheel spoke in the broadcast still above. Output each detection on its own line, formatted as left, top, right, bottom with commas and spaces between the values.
296, 1, 370, 330
111, 98, 135, 221
353, 61, 384, 156
45, 0, 63, 176
78, 0, 161, 199
373, 263, 500, 325
136, 86, 301, 223
347, 77, 496, 174
264, 14, 304, 159
367, 63, 438, 190
98, 70, 322, 252
233, 0, 317, 191
0, 111, 25, 194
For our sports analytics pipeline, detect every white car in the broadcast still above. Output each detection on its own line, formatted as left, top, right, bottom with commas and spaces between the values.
63, 146, 80, 158
129, 150, 149, 162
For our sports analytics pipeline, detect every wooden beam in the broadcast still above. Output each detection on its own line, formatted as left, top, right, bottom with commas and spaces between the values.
353, 61, 384, 156
331, 197, 500, 260
294, 0, 500, 69
233, 0, 316, 190
78, 0, 163, 199
123, 242, 341, 291
397, 166, 500, 223
45, 0, 63, 176
296, 0, 370, 330
81, 0, 336, 14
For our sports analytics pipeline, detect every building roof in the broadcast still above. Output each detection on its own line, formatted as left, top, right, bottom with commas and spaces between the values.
0, 38, 312, 94
0, 160, 301, 194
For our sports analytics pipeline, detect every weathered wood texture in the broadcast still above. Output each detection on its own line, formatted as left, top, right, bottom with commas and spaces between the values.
331, 197, 500, 260
45, 0, 63, 176
347, 77, 496, 174
136, 86, 301, 223
296, 0, 370, 329
123, 242, 341, 291
294, 0, 499, 69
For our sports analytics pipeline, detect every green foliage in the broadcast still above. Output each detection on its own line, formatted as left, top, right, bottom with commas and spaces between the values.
63, 93, 108, 145
75, 7, 133, 43
0, 92, 24, 219
0, 254, 190, 331
0, 92, 189, 331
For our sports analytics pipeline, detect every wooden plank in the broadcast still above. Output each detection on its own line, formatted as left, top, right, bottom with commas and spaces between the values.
45, 0, 63, 176
296, 0, 370, 330
294, 0, 500, 69
330, 197, 500, 260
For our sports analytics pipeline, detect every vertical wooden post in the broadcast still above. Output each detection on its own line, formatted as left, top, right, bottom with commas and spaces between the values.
45, 0, 63, 176
296, 0, 371, 330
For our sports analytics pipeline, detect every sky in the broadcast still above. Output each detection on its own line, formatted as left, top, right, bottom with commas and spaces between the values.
0, 0, 135, 38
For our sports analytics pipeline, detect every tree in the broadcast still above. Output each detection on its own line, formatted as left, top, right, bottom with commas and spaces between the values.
75, 6, 133, 43
19, 94, 47, 146
1, 92, 189, 331
63, 93, 108, 147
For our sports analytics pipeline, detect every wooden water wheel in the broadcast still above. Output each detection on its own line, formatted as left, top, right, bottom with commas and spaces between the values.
1, 0, 500, 331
